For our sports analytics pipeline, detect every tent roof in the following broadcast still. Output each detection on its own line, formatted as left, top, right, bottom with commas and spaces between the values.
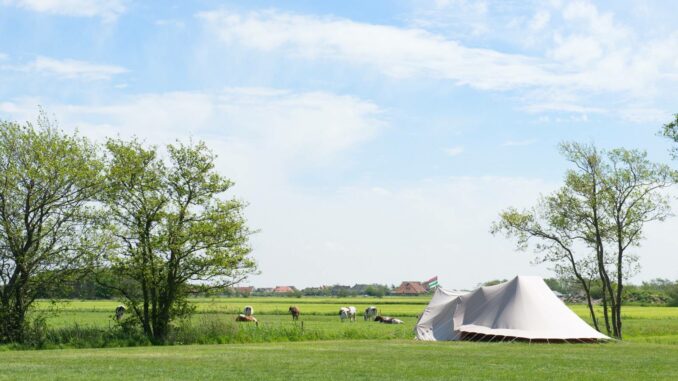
416, 276, 609, 342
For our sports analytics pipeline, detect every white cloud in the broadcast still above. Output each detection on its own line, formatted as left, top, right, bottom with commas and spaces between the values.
0, 88, 384, 166
444, 146, 464, 156
24, 56, 127, 80
2, 90, 675, 288
529, 10, 551, 31
523, 102, 605, 115
2, 0, 126, 21
248, 176, 558, 288
198, 9, 558, 91
198, 5, 677, 122
620, 107, 671, 124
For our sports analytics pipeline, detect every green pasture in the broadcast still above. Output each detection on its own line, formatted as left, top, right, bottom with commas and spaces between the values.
29, 297, 678, 346
1, 340, 677, 380
5, 297, 678, 379
35, 296, 431, 317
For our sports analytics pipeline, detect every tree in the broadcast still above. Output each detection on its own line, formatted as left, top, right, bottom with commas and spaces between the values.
100, 139, 256, 343
491, 196, 602, 331
493, 142, 673, 339
0, 114, 103, 343
599, 148, 673, 337
660, 114, 678, 158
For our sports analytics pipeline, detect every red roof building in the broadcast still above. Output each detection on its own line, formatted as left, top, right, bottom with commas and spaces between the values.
273, 286, 296, 293
392, 281, 428, 295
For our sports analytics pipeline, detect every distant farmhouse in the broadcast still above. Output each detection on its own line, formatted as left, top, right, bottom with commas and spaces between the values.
273, 285, 297, 294
392, 281, 428, 295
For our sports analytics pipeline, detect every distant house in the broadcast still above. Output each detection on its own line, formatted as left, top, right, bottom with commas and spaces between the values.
273, 285, 296, 294
392, 281, 428, 295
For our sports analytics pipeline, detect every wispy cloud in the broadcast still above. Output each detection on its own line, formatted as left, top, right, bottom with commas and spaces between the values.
198, 4, 678, 121
23, 56, 127, 80
523, 102, 605, 114
2, 0, 126, 21
444, 146, 465, 156
0, 88, 384, 165
198, 9, 558, 91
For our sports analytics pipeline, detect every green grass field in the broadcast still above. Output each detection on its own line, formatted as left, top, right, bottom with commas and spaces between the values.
3, 297, 676, 380
1, 340, 677, 380
35, 297, 678, 344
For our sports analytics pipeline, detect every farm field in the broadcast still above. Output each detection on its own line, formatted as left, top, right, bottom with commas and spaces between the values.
29, 297, 678, 345
2, 297, 677, 380
1, 340, 678, 380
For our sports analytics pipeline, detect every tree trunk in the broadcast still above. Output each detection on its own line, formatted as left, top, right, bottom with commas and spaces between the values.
615, 231, 624, 339
581, 280, 599, 331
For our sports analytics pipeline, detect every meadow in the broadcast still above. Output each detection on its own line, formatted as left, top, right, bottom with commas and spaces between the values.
26, 297, 678, 345
1, 297, 676, 380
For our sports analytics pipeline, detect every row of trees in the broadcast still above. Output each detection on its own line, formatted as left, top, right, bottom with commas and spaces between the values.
0, 113, 256, 344
492, 115, 678, 339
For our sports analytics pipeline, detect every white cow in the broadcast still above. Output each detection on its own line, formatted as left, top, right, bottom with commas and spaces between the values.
339, 306, 357, 322
364, 306, 378, 321
243, 306, 254, 316
115, 305, 126, 321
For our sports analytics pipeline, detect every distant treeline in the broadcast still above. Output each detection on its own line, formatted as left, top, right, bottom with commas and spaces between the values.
38, 272, 678, 306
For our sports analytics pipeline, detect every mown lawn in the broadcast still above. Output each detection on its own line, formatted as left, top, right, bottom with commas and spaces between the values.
1, 340, 677, 380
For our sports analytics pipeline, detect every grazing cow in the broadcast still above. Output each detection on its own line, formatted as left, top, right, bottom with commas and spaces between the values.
374, 315, 404, 324
339, 306, 357, 322
243, 305, 254, 316
364, 306, 378, 321
289, 306, 300, 321
236, 314, 258, 324
115, 305, 126, 321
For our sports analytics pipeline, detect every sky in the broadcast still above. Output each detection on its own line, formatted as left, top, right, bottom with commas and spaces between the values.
0, 0, 677, 289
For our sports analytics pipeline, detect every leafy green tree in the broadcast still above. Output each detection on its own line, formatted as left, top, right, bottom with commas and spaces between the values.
491, 195, 603, 331
99, 139, 256, 343
0, 114, 103, 343
660, 114, 678, 158
599, 148, 673, 336
365, 285, 387, 298
493, 142, 673, 338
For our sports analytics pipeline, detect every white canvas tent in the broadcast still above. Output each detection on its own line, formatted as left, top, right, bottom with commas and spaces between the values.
415, 276, 609, 342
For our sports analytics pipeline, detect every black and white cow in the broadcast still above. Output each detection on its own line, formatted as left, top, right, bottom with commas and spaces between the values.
339, 306, 357, 322
364, 306, 378, 321
243, 305, 254, 316
374, 315, 404, 324
115, 305, 126, 321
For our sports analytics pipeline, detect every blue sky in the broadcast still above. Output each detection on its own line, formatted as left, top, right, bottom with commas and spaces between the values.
1, 0, 677, 288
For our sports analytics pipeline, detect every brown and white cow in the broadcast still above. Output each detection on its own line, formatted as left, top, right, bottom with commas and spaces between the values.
236, 314, 258, 324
